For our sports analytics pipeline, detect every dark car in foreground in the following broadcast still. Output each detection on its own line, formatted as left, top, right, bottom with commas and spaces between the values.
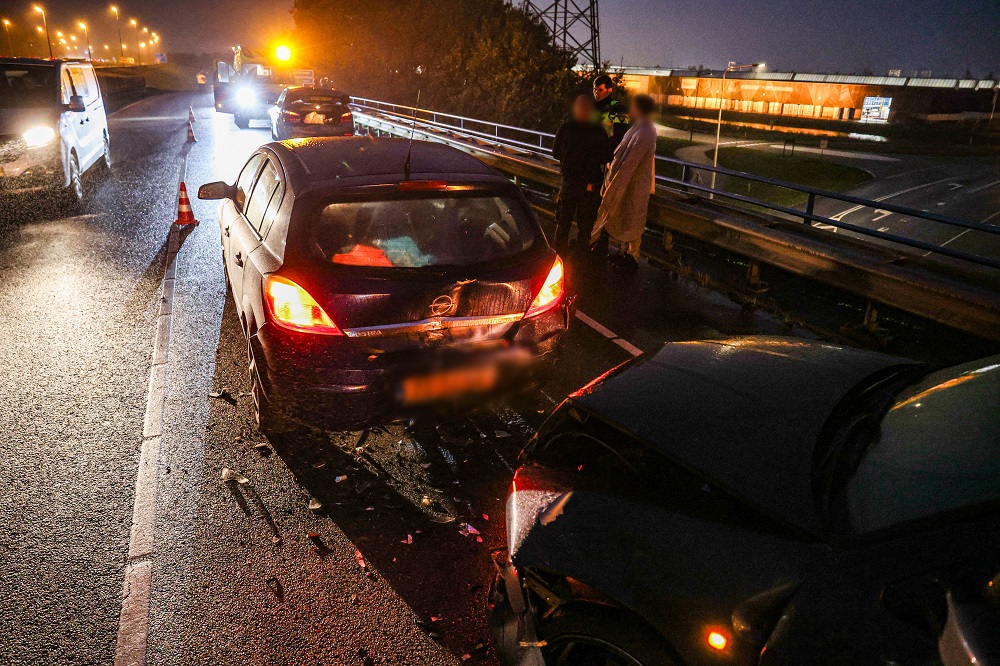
490, 338, 1000, 665
269, 86, 354, 140
199, 137, 570, 434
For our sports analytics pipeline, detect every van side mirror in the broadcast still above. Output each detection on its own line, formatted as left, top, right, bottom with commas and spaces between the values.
198, 181, 236, 200
67, 95, 86, 112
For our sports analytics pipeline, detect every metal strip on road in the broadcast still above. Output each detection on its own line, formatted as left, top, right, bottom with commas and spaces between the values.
575, 310, 643, 357
114, 155, 187, 666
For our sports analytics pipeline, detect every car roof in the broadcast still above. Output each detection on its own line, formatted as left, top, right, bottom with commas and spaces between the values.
0, 58, 59, 66
567, 336, 911, 535
268, 136, 505, 188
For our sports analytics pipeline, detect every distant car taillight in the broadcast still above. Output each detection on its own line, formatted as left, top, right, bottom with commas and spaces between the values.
264, 276, 343, 335
525, 256, 564, 318
340, 111, 353, 123
282, 111, 302, 123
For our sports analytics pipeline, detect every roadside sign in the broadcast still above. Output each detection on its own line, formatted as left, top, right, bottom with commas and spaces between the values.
293, 69, 315, 86
819, 139, 828, 150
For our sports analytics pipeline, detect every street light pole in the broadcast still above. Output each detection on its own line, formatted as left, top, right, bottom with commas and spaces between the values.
710, 61, 763, 198
130, 18, 140, 64
34, 6, 52, 59
111, 6, 123, 60
2, 19, 13, 57
78, 22, 91, 61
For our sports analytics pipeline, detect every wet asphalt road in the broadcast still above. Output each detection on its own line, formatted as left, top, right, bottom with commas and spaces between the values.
0, 91, 810, 665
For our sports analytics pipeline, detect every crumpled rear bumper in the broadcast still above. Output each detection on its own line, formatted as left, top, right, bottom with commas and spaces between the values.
488, 551, 546, 666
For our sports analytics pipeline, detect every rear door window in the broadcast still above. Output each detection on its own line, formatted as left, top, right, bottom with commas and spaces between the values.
244, 160, 281, 233
79, 67, 101, 103
311, 195, 536, 268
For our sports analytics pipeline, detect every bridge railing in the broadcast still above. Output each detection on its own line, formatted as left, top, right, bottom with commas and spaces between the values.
349, 97, 1000, 271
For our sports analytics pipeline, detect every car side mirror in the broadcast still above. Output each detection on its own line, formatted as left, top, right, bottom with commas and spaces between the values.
67, 95, 86, 112
198, 181, 235, 200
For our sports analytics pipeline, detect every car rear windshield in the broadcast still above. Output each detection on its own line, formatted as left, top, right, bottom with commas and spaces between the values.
0, 65, 58, 108
286, 91, 349, 108
310, 194, 537, 269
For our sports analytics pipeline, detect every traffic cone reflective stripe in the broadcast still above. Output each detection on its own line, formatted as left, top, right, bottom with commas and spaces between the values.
174, 181, 198, 226
188, 106, 196, 122
186, 120, 197, 143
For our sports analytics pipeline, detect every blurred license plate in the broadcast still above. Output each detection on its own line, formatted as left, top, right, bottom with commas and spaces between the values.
401, 365, 498, 405
304, 112, 326, 124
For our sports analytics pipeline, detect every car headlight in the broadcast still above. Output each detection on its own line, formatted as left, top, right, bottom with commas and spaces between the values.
236, 88, 255, 108
23, 126, 56, 148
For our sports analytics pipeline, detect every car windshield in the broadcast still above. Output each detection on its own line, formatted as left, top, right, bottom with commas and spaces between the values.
819, 357, 1000, 534
0, 65, 58, 108
286, 91, 349, 107
310, 194, 537, 269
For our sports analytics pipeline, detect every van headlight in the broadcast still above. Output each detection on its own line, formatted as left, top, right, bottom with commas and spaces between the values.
236, 87, 255, 108
23, 126, 56, 148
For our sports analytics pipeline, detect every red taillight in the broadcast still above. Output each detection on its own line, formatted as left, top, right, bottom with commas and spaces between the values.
264, 275, 343, 335
340, 111, 353, 123
525, 256, 564, 318
282, 110, 301, 123
397, 180, 449, 192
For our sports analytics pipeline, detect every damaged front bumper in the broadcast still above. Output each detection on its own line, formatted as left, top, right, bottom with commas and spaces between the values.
488, 551, 546, 666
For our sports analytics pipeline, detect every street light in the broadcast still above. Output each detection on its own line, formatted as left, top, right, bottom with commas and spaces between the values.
111, 6, 123, 59
129, 18, 140, 64
2, 19, 13, 57
275, 44, 291, 62
78, 22, 91, 61
34, 6, 52, 59
710, 62, 763, 198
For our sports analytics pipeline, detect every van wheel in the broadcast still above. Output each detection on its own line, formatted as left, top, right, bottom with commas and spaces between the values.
100, 134, 112, 171
537, 603, 681, 666
234, 114, 250, 129
63, 153, 84, 211
248, 341, 293, 437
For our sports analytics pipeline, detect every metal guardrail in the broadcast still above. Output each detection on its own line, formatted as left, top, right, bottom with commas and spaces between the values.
350, 97, 1000, 271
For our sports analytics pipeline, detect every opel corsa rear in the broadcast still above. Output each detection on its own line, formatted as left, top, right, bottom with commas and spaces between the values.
199, 137, 571, 434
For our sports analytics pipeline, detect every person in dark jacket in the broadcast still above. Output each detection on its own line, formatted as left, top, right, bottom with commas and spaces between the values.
553, 94, 609, 251
593, 74, 630, 154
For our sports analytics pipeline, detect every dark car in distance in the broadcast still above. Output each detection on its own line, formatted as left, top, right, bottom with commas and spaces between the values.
199, 137, 570, 434
491, 338, 1000, 665
269, 86, 354, 140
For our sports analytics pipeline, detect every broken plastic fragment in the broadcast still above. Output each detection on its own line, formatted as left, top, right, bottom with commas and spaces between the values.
355, 550, 366, 570
401, 534, 413, 544
495, 430, 510, 438
253, 442, 272, 456
308, 498, 322, 511
458, 523, 480, 537
208, 389, 236, 403
335, 475, 348, 483
220, 468, 249, 484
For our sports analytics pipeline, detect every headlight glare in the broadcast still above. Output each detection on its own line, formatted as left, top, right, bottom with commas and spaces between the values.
23, 126, 56, 148
236, 88, 255, 108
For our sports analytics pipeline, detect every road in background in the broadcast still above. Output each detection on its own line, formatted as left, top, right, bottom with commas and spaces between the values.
0, 92, 810, 665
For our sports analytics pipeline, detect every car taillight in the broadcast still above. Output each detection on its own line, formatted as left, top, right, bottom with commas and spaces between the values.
264, 275, 343, 335
282, 111, 301, 123
525, 256, 564, 318
340, 111, 352, 123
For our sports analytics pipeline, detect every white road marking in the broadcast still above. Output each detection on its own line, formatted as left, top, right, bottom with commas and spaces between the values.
873, 209, 892, 222
878, 226, 890, 233
967, 179, 1000, 194
115, 139, 190, 666
947, 182, 964, 190
922, 210, 1000, 256
766, 144, 900, 162
828, 176, 956, 222
575, 310, 643, 357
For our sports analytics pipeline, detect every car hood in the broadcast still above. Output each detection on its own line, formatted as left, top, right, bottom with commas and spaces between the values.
569, 337, 910, 535
0, 107, 60, 136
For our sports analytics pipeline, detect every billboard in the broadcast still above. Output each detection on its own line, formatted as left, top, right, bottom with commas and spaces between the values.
861, 96, 892, 122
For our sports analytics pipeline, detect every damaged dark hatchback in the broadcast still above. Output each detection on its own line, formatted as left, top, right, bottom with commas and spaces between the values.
199, 137, 570, 434
491, 337, 1000, 665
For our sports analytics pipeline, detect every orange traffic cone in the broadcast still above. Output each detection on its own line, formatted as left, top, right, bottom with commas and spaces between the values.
174, 182, 198, 226
186, 120, 197, 143
188, 106, 196, 122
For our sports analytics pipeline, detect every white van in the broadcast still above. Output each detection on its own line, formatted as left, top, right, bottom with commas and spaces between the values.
0, 58, 111, 208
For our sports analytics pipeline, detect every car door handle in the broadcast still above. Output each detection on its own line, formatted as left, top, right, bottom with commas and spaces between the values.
224, 225, 230, 237
234, 251, 244, 267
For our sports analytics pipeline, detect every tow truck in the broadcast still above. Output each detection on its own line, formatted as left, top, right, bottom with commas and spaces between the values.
213, 45, 314, 129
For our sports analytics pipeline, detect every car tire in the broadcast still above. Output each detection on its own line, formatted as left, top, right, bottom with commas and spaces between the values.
234, 114, 250, 129
63, 152, 84, 211
248, 340, 293, 437
100, 133, 112, 171
536, 603, 682, 666
270, 125, 278, 140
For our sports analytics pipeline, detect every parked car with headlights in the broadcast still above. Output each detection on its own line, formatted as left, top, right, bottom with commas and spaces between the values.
0, 58, 110, 207
491, 338, 1000, 665
198, 137, 571, 434
269, 86, 354, 140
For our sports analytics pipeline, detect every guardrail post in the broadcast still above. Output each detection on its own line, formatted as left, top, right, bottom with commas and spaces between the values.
805, 193, 816, 224
862, 301, 880, 333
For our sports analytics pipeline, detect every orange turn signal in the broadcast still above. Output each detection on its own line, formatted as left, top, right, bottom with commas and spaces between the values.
707, 631, 728, 651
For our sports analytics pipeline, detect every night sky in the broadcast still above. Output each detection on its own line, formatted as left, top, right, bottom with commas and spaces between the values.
5, 0, 999, 77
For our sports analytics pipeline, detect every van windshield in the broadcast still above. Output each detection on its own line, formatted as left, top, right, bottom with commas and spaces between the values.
0, 65, 58, 108
310, 194, 537, 269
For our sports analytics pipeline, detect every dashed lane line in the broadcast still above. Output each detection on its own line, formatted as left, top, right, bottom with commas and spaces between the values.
575, 310, 643, 357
